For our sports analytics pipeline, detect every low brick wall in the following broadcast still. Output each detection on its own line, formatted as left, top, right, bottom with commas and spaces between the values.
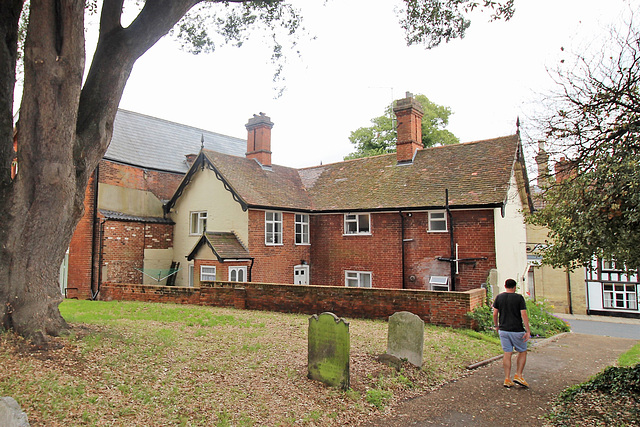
100, 281, 486, 328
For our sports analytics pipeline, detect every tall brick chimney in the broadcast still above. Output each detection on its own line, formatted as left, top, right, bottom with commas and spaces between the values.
245, 112, 273, 167
393, 92, 424, 163
535, 141, 550, 187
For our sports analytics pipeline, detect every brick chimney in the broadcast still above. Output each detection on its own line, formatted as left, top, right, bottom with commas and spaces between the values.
535, 141, 550, 187
393, 92, 424, 163
245, 112, 273, 167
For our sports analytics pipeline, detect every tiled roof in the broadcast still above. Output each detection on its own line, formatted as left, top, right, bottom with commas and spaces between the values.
300, 135, 520, 211
105, 109, 245, 173
187, 231, 251, 261
202, 150, 312, 210
198, 135, 520, 212
99, 209, 174, 224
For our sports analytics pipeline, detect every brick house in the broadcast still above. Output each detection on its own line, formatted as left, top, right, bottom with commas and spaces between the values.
163, 94, 534, 294
63, 109, 245, 298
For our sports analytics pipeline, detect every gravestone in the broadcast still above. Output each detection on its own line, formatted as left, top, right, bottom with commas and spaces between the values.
387, 311, 424, 367
308, 312, 350, 390
0, 397, 30, 427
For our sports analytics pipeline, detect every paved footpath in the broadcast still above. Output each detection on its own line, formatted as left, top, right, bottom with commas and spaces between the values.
363, 333, 638, 426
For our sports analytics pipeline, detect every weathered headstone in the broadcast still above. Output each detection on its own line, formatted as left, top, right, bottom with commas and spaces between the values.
0, 397, 30, 427
308, 312, 350, 390
387, 311, 424, 367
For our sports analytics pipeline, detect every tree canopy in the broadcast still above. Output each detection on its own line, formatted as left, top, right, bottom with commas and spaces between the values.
345, 94, 459, 160
528, 19, 640, 271
0, 0, 514, 341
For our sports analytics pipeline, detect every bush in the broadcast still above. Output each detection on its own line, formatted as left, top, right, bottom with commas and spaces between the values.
560, 363, 640, 400
467, 298, 570, 338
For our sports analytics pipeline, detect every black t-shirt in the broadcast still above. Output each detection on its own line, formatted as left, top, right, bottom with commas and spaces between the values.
493, 292, 526, 332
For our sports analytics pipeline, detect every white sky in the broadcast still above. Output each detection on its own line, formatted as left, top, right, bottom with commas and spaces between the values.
109, 0, 637, 169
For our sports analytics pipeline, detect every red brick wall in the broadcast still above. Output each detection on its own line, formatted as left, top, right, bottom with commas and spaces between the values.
102, 220, 173, 284
67, 171, 98, 298
194, 259, 252, 283
99, 160, 184, 200
309, 211, 496, 291
247, 210, 311, 284
310, 213, 402, 288
403, 210, 497, 292
100, 281, 486, 329
66, 160, 184, 298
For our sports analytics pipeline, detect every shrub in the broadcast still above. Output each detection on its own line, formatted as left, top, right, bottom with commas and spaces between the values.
466, 298, 570, 338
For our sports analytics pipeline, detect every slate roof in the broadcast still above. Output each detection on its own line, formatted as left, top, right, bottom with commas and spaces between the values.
187, 231, 252, 261
99, 209, 174, 224
105, 109, 245, 173
174, 134, 521, 213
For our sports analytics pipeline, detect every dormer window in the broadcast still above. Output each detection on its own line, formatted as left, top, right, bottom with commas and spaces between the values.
344, 213, 370, 235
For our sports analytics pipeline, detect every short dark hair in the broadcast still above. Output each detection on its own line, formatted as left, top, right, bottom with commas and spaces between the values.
505, 278, 517, 288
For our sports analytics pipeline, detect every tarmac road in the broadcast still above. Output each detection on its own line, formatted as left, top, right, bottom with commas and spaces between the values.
364, 332, 638, 426
555, 313, 640, 339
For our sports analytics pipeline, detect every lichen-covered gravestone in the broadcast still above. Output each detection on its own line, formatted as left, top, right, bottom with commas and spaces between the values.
308, 312, 350, 390
387, 311, 424, 367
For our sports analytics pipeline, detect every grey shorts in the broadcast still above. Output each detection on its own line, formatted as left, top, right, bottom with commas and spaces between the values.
499, 330, 527, 353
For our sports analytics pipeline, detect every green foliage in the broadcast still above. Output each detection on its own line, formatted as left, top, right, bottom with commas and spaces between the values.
345, 94, 459, 160
530, 20, 640, 269
559, 364, 640, 401
365, 388, 393, 410
400, 0, 514, 48
466, 299, 570, 338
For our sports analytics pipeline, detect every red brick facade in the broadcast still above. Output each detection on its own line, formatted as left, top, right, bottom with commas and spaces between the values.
101, 281, 486, 329
66, 159, 183, 298
247, 210, 311, 284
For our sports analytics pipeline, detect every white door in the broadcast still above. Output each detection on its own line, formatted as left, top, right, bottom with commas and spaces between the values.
59, 249, 69, 296
293, 265, 309, 285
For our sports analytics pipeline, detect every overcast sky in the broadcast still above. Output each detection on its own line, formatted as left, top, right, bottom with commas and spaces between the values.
108, 0, 637, 170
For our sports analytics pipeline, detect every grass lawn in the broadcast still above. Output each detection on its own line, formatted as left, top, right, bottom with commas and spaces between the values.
0, 300, 501, 426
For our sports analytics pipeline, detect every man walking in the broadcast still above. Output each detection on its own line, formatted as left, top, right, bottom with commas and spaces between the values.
493, 278, 531, 388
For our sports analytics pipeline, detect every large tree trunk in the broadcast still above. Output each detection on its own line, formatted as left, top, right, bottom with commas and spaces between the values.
0, 0, 199, 342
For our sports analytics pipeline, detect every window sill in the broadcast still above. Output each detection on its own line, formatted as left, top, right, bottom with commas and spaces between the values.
343, 233, 372, 237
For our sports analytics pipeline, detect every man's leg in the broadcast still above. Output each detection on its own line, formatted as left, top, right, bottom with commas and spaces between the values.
515, 350, 527, 377
503, 351, 513, 380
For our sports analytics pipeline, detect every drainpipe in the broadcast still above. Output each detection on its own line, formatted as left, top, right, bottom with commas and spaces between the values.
90, 165, 99, 299
248, 258, 255, 282
446, 189, 456, 291
566, 267, 573, 314
399, 210, 405, 289
92, 218, 107, 300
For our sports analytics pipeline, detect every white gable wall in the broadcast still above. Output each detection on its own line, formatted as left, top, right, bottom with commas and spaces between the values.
494, 170, 528, 295
169, 167, 249, 286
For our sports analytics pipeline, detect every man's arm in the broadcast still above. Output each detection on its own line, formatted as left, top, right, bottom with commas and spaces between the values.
493, 307, 499, 331
521, 309, 531, 342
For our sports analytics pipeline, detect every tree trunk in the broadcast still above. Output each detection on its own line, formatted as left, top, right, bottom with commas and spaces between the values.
0, 0, 201, 342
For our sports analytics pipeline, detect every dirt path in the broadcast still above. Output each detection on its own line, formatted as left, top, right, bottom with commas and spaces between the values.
363, 333, 638, 426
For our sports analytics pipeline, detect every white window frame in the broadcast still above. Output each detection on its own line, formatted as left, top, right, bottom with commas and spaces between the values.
428, 211, 447, 232
228, 266, 247, 282
429, 275, 450, 291
344, 213, 371, 235
295, 214, 310, 245
265, 211, 283, 245
200, 265, 216, 282
345, 270, 372, 288
188, 265, 194, 287
603, 283, 638, 310
190, 211, 207, 235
